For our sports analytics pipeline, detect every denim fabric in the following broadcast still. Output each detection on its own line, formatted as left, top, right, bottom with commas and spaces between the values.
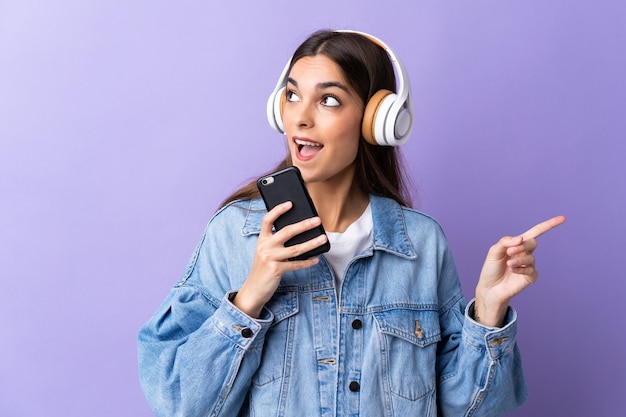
138, 195, 527, 417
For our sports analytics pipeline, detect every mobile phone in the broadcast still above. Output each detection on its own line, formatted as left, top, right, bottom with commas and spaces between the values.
257, 166, 330, 260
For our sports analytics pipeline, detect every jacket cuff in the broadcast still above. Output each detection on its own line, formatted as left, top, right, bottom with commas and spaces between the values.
210, 291, 274, 350
463, 298, 518, 360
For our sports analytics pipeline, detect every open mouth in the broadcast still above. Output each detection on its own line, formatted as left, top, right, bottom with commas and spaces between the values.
295, 138, 323, 159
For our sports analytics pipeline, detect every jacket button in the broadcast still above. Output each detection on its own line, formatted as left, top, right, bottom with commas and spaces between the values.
489, 337, 508, 347
241, 327, 253, 338
349, 381, 360, 392
351, 319, 362, 329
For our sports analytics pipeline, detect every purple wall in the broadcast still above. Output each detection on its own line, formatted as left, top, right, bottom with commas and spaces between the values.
1, 1, 624, 415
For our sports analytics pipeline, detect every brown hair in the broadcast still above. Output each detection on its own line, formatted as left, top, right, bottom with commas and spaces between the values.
219, 30, 413, 209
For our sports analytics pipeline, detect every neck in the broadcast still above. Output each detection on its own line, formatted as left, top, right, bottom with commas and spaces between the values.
307, 176, 369, 233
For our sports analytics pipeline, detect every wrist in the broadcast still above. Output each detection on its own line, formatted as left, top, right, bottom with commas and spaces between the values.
232, 286, 264, 319
473, 295, 509, 328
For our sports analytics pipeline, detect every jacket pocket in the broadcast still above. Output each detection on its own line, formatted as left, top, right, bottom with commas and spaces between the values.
374, 308, 441, 401
252, 290, 299, 387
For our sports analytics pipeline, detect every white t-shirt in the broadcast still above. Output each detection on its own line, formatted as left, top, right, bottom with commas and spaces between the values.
324, 203, 373, 292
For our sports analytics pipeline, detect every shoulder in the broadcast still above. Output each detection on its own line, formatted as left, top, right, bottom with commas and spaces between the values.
399, 208, 450, 254
369, 195, 450, 258
400, 206, 446, 235
207, 198, 266, 236
370, 195, 446, 237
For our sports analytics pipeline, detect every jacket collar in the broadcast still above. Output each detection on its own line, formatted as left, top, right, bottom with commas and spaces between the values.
241, 195, 416, 259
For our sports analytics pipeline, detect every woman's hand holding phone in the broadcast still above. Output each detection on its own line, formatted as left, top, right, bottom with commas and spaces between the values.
232, 201, 328, 318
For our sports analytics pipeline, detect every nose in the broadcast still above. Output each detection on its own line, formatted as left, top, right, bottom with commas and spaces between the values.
284, 98, 314, 130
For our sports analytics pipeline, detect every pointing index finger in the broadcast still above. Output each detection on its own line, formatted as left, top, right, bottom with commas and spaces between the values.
521, 215, 567, 240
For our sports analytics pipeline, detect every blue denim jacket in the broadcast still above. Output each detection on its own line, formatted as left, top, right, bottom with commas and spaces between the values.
138, 195, 527, 417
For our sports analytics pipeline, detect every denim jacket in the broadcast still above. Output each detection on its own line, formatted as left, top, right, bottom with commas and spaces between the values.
138, 195, 527, 417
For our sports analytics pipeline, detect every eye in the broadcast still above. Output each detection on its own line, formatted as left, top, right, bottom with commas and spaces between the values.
285, 90, 300, 102
322, 95, 340, 107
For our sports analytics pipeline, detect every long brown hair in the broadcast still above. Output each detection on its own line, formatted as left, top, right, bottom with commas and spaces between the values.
220, 30, 413, 209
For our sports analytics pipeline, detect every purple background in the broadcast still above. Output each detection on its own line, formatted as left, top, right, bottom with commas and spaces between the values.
1, 1, 624, 416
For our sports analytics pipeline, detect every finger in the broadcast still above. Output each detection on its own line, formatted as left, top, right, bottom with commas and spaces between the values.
279, 233, 328, 261
507, 253, 535, 268
509, 266, 538, 282
488, 235, 523, 260
274, 216, 322, 242
520, 215, 566, 240
260, 201, 293, 235
285, 256, 320, 271
506, 238, 538, 257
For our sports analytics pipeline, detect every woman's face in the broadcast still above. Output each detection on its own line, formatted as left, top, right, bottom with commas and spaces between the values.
282, 54, 364, 186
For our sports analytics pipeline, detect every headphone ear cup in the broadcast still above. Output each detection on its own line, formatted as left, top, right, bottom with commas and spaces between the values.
267, 86, 286, 133
279, 88, 287, 121
362, 89, 394, 145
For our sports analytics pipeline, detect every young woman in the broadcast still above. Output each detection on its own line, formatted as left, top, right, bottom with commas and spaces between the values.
138, 30, 565, 417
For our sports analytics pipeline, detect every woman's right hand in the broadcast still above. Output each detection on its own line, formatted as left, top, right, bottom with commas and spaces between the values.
233, 201, 328, 318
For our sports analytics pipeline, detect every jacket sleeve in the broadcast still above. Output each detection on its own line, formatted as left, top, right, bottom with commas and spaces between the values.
137, 210, 268, 417
435, 243, 528, 417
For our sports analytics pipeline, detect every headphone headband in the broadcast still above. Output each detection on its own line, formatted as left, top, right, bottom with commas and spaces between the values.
267, 30, 414, 146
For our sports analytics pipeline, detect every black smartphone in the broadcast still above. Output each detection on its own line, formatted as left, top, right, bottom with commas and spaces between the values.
257, 166, 330, 260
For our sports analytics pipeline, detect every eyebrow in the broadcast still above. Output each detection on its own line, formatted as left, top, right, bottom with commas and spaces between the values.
287, 77, 351, 94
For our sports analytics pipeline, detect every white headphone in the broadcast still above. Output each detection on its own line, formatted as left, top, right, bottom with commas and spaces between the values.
266, 30, 414, 146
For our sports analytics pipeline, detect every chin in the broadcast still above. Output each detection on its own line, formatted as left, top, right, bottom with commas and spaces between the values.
293, 165, 317, 184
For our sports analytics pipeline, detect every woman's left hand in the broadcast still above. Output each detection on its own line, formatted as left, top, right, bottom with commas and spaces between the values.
474, 215, 566, 327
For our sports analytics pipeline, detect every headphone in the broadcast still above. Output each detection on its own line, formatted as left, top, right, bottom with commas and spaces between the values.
266, 30, 414, 146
